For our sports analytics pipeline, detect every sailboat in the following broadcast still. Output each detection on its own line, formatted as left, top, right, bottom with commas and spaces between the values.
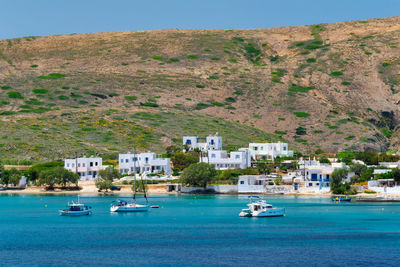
110, 148, 150, 212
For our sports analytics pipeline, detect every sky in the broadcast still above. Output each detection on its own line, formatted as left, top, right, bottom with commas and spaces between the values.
1, 0, 399, 39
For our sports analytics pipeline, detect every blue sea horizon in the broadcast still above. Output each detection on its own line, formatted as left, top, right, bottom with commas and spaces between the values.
1, 194, 399, 266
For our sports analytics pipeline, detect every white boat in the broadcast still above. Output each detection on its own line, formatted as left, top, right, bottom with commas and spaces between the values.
59, 201, 92, 216
110, 147, 150, 213
239, 197, 285, 217
110, 199, 149, 212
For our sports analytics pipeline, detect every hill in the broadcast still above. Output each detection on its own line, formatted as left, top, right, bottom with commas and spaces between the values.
0, 17, 399, 161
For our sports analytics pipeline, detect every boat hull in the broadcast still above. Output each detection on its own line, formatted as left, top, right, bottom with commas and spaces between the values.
239, 208, 285, 217
110, 204, 149, 212
59, 210, 91, 216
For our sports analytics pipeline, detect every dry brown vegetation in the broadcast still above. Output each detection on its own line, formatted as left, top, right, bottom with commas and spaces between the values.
0, 17, 400, 160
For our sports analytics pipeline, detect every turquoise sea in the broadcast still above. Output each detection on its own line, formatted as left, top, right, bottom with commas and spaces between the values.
1, 194, 400, 266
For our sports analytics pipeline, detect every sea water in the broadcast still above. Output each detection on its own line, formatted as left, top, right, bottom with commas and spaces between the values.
0, 194, 400, 266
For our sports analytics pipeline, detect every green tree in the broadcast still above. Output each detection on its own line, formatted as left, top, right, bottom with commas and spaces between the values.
95, 179, 113, 192
360, 168, 373, 182
98, 166, 120, 181
180, 162, 216, 188
256, 162, 271, 175
392, 168, 400, 184
171, 152, 199, 170
8, 168, 21, 185
319, 157, 330, 164
330, 168, 349, 194
336, 151, 355, 164
54, 167, 79, 188
38, 169, 60, 190
350, 163, 367, 177
0, 160, 5, 185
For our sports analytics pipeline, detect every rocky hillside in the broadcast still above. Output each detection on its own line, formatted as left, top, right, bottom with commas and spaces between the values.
0, 17, 399, 160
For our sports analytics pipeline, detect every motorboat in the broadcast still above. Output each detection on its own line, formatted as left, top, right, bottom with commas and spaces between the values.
239, 196, 285, 217
110, 199, 149, 212
59, 201, 92, 216
332, 196, 352, 202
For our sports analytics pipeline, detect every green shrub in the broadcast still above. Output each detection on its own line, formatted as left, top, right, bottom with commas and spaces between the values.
278, 117, 285, 121
186, 55, 198, 59
195, 103, 209, 110
0, 111, 16, 115
331, 71, 343, 76
1, 86, 11, 90
33, 89, 48, 94
382, 62, 391, 67
152, 56, 164, 60
274, 130, 286, 135
124, 96, 137, 101
140, 102, 159, 107
167, 58, 179, 63
234, 90, 243, 95
211, 57, 220, 61
228, 58, 237, 63
341, 81, 351, 85
289, 84, 315, 93
294, 112, 310, 118
225, 97, 236, 103
30, 64, 38, 68
38, 73, 66, 79
7, 91, 24, 99
58, 95, 69, 100
196, 84, 205, 88
211, 101, 224, 107
208, 75, 219, 79
306, 58, 316, 63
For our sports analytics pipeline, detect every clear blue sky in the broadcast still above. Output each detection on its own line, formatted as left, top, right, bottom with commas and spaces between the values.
2, 0, 399, 39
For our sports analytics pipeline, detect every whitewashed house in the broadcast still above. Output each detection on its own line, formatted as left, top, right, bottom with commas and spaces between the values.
64, 156, 107, 180
183, 134, 222, 152
201, 149, 251, 170
119, 152, 172, 175
303, 162, 353, 191
248, 142, 293, 160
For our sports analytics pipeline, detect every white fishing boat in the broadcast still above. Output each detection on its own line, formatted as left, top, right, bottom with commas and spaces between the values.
110, 147, 150, 213
239, 196, 285, 217
59, 198, 92, 216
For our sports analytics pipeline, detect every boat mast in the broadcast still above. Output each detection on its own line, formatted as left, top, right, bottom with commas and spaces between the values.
133, 147, 137, 204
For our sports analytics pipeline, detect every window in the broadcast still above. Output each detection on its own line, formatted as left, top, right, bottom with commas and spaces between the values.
95, 162, 98, 166
71, 163, 75, 168
253, 146, 258, 151
120, 159, 123, 163
240, 181, 244, 184
283, 146, 287, 151
83, 163, 85, 167
145, 157, 149, 163
210, 139, 215, 145
211, 154, 216, 158
67, 163, 70, 167
186, 140, 192, 145
308, 183, 312, 186
125, 159, 128, 163
90, 162, 93, 167
235, 155, 240, 159
260, 146, 263, 151
78, 163, 81, 167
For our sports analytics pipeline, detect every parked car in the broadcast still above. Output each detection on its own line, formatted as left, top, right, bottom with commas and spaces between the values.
110, 185, 121, 191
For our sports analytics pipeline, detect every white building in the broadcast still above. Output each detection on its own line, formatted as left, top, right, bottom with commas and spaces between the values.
248, 142, 293, 160
303, 162, 352, 190
201, 149, 251, 170
119, 152, 172, 175
64, 156, 107, 180
183, 134, 222, 152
